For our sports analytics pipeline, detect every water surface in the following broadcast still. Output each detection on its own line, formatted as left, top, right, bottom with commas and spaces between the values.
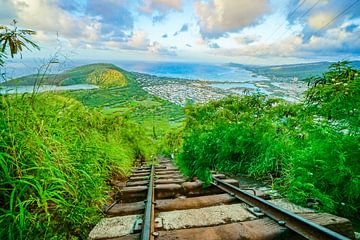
0, 84, 97, 94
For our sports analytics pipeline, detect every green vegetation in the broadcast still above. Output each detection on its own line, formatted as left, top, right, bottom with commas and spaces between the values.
1, 25, 182, 238
230, 61, 360, 80
2, 63, 127, 87
66, 70, 184, 139
177, 62, 360, 218
0, 62, 183, 239
0, 20, 39, 68
0, 92, 155, 239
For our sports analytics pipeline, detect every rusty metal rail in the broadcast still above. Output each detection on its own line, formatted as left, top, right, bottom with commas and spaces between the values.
212, 176, 349, 240
141, 165, 155, 240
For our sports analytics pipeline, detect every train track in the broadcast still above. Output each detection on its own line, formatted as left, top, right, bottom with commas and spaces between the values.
89, 158, 354, 240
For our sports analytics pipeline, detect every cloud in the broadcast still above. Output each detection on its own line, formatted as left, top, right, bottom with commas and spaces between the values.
58, 0, 81, 12
173, 23, 188, 36
140, 0, 183, 22
140, 0, 182, 13
302, 21, 360, 56
214, 34, 303, 58
308, 11, 334, 29
208, 42, 220, 48
194, 0, 269, 39
127, 31, 150, 50
148, 41, 177, 56
211, 17, 360, 60
289, 0, 360, 41
86, 0, 134, 36
10, 0, 101, 42
235, 34, 259, 45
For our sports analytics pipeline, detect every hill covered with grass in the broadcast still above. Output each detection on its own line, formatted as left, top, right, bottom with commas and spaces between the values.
2, 63, 127, 87
0, 62, 184, 239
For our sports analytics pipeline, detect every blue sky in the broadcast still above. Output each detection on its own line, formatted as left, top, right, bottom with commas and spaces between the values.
1, 0, 360, 64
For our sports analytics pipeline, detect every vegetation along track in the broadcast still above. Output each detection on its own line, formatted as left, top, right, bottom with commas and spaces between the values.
89, 158, 355, 240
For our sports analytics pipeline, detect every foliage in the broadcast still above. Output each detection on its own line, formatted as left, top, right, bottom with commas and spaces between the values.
0, 20, 39, 67
177, 61, 360, 218
66, 71, 184, 139
87, 69, 127, 87
305, 61, 360, 128
0, 93, 154, 239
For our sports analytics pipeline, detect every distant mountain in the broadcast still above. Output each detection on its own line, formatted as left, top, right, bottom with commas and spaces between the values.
229, 61, 360, 80
2, 63, 128, 87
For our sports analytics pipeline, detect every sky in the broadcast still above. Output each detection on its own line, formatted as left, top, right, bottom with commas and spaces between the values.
0, 0, 360, 65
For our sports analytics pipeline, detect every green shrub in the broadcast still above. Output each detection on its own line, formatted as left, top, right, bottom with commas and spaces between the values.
0, 93, 154, 239
177, 62, 360, 218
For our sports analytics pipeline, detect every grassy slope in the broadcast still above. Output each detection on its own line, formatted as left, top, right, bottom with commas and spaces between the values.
0, 63, 184, 239
0, 93, 154, 239
177, 62, 360, 219
1, 63, 127, 87
65, 69, 184, 139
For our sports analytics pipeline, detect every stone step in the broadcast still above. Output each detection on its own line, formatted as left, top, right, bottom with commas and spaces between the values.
155, 170, 180, 176
130, 172, 149, 177
156, 174, 183, 179
212, 173, 226, 179
126, 180, 149, 187
156, 194, 238, 212
156, 167, 179, 172
117, 186, 147, 202
129, 175, 149, 181
107, 201, 145, 216
156, 213, 354, 240
155, 178, 185, 184
132, 169, 150, 174
157, 203, 257, 230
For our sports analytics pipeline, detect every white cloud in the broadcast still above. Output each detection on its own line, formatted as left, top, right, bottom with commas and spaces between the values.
308, 11, 334, 29
303, 0, 329, 7
11, 0, 102, 45
148, 41, 177, 56
194, 0, 269, 38
235, 34, 259, 45
303, 22, 360, 53
140, 0, 182, 14
127, 31, 150, 50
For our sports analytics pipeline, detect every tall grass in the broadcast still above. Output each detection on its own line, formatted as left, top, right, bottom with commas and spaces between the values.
177, 62, 360, 218
0, 92, 154, 239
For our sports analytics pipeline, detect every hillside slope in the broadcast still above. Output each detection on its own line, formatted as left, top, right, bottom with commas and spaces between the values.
2, 63, 127, 87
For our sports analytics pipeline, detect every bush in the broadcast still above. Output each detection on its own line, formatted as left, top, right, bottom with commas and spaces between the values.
0, 93, 154, 239
177, 62, 360, 218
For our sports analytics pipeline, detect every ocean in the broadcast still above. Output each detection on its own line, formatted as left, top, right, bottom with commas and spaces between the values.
3, 59, 269, 83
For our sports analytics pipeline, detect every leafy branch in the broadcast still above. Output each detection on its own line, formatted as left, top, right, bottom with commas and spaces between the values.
0, 20, 39, 67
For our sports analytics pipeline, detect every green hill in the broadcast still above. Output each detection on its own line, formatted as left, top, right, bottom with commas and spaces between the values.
2, 63, 127, 87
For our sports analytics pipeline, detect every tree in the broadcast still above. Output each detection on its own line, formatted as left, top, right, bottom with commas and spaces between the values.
0, 20, 39, 67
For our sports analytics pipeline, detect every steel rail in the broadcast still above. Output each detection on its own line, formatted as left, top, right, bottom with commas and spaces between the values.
212, 177, 350, 240
141, 165, 155, 240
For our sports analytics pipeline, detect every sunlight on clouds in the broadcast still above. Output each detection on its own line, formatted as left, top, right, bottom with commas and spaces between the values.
127, 31, 150, 50
140, 0, 182, 13
1, 0, 359, 62
195, 0, 269, 38
12, 0, 101, 42
308, 11, 334, 29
